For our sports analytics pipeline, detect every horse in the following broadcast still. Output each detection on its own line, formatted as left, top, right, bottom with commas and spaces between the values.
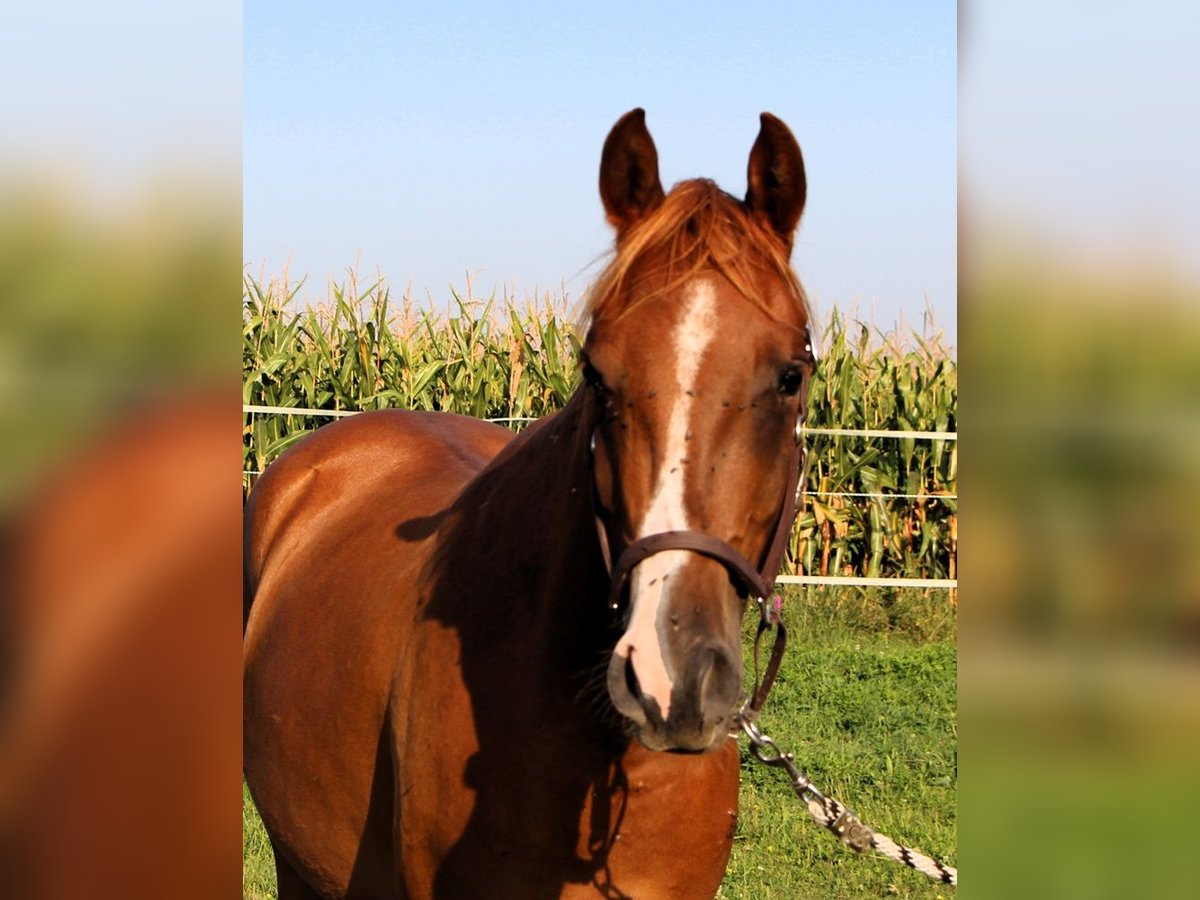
243, 108, 815, 899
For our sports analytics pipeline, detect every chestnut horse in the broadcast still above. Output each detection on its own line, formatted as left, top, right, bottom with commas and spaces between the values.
244, 108, 815, 899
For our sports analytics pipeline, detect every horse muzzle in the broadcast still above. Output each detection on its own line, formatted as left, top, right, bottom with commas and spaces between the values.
606, 633, 741, 752
601, 534, 765, 752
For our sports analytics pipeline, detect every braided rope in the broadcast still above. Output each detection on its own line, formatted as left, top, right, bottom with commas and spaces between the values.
803, 792, 957, 885
736, 713, 957, 887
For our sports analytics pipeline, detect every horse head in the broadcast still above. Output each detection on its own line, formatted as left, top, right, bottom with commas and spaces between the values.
584, 109, 815, 752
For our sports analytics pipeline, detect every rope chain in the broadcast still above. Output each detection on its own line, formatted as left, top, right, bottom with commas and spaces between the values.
734, 711, 957, 887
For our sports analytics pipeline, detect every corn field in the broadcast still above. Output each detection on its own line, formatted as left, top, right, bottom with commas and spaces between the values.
243, 276, 957, 581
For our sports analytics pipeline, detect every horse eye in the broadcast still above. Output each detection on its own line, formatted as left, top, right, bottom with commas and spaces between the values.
582, 360, 609, 396
778, 366, 804, 396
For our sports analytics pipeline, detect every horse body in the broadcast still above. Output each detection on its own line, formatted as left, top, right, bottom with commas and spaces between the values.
245, 108, 813, 898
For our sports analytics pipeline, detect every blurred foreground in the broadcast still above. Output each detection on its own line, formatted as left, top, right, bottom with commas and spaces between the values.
961, 2, 1200, 892
0, 176, 240, 898
963, 241, 1200, 896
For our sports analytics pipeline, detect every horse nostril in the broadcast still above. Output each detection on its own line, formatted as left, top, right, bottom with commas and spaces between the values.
624, 654, 640, 700
606, 649, 649, 726
699, 643, 739, 713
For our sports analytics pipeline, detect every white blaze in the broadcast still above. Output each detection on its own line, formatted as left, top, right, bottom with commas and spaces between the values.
616, 280, 717, 720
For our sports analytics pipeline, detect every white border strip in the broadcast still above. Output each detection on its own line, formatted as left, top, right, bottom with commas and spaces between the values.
801, 426, 957, 441
242, 404, 538, 424
776, 575, 957, 589
243, 404, 359, 418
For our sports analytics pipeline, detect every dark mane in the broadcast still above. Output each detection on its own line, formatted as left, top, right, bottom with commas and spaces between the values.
581, 178, 810, 328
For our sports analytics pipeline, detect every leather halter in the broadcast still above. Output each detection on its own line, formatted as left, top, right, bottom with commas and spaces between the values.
589, 388, 810, 715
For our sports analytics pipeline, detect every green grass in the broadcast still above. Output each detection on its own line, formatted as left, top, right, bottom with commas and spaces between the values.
721, 588, 956, 899
243, 781, 277, 900
243, 587, 956, 898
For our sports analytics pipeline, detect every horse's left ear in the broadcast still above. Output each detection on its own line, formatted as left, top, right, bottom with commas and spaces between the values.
745, 112, 806, 248
599, 108, 665, 238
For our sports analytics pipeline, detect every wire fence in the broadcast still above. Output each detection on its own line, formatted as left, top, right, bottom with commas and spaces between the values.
242, 404, 959, 591
242, 404, 959, 442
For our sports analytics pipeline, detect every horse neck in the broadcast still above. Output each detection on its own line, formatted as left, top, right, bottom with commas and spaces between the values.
424, 394, 619, 740
448, 392, 608, 634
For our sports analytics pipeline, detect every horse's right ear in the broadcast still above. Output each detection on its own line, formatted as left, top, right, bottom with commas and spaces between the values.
745, 112, 806, 249
599, 108, 664, 237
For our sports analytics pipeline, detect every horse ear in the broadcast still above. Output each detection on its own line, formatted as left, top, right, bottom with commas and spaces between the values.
745, 112, 806, 247
599, 108, 664, 236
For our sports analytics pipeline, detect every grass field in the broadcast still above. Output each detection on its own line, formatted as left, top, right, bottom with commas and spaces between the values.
243, 587, 955, 898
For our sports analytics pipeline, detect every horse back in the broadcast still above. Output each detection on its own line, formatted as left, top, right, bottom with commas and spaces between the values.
243, 410, 512, 897
244, 410, 512, 600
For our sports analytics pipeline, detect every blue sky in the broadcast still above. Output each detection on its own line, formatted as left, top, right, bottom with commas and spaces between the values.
2, 1, 240, 191
245, 2, 956, 345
